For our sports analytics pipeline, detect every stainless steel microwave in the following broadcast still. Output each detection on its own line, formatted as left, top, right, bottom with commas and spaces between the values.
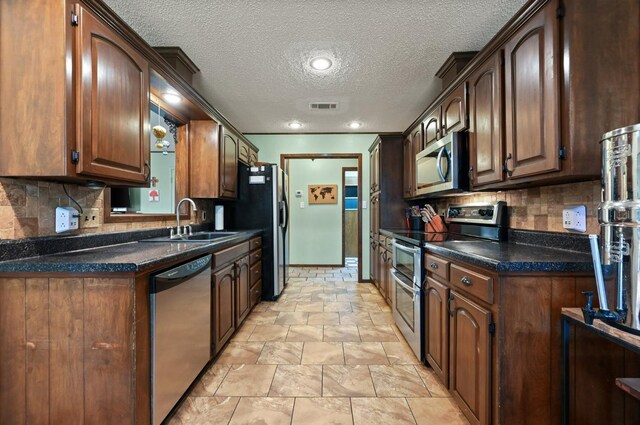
415, 132, 468, 197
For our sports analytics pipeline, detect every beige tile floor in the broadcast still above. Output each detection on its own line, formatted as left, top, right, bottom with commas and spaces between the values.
168, 266, 469, 425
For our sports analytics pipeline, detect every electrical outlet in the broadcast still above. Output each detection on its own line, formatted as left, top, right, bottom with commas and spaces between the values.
80, 208, 100, 228
55, 207, 79, 233
563, 205, 586, 232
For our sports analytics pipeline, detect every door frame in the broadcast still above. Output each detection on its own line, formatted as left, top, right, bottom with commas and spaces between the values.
281, 153, 363, 283
342, 166, 359, 267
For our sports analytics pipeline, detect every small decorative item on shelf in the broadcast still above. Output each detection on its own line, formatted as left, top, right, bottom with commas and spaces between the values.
420, 204, 447, 233
152, 125, 171, 155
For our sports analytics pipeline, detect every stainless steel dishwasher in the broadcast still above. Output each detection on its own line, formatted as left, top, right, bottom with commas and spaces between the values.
151, 254, 212, 425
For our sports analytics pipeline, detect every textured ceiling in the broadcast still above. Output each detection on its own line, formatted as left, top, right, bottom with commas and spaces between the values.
104, 0, 526, 133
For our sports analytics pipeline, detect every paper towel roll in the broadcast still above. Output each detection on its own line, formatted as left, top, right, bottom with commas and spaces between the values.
214, 205, 224, 231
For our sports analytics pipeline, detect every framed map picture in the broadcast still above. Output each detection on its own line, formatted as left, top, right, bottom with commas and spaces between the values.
308, 184, 338, 204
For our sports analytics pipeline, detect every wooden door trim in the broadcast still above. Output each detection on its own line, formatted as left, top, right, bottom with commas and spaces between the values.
342, 166, 358, 268
280, 153, 363, 282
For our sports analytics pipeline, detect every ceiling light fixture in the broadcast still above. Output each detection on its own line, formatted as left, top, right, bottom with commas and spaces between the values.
288, 121, 303, 129
348, 122, 362, 129
161, 92, 182, 104
310, 57, 333, 71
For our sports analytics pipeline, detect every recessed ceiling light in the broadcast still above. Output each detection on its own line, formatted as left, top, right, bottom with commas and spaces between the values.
310, 57, 333, 71
288, 121, 303, 129
348, 122, 362, 129
162, 92, 182, 104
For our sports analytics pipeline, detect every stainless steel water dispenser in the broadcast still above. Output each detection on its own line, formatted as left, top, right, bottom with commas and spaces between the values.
584, 123, 640, 334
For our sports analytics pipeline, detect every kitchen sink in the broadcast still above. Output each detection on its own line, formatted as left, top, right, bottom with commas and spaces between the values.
140, 231, 239, 243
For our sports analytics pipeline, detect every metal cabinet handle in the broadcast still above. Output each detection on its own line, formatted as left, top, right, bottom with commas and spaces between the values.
503, 153, 514, 177
448, 293, 454, 317
460, 276, 472, 286
430, 262, 438, 270
144, 160, 151, 183
468, 166, 473, 179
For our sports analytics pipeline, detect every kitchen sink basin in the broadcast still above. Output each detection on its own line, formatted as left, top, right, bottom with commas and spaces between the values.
140, 231, 239, 243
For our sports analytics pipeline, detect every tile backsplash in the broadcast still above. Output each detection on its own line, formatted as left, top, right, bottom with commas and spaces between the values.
429, 180, 601, 234
0, 178, 212, 239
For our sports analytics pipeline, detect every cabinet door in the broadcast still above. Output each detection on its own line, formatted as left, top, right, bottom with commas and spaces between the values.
249, 149, 258, 166
441, 83, 468, 136
370, 239, 379, 285
235, 255, 250, 325
238, 139, 250, 164
402, 136, 414, 198
503, 4, 560, 180
469, 53, 504, 187
377, 247, 386, 294
423, 109, 440, 148
189, 120, 220, 198
220, 131, 238, 198
425, 277, 449, 386
385, 253, 393, 303
370, 194, 380, 236
370, 142, 380, 193
213, 264, 236, 353
449, 292, 491, 425
75, 5, 149, 184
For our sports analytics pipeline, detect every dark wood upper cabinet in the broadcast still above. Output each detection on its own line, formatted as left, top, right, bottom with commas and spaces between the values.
423, 110, 440, 148
468, 53, 504, 187
189, 120, 220, 198
503, 2, 560, 180
213, 263, 236, 353
220, 129, 239, 199
449, 291, 491, 425
403, 136, 415, 198
441, 82, 468, 136
235, 255, 250, 324
238, 139, 251, 164
370, 142, 381, 194
425, 277, 450, 386
75, 4, 150, 184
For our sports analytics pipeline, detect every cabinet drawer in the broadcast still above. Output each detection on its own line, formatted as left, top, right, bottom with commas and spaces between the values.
249, 237, 262, 251
450, 263, 493, 304
250, 248, 262, 265
251, 279, 262, 307
250, 261, 262, 286
213, 241, 249, 268
425, 254, 449, 281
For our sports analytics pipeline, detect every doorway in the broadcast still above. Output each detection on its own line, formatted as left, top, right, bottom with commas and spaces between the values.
342, 167, 359, 269
281, 153, 363, 282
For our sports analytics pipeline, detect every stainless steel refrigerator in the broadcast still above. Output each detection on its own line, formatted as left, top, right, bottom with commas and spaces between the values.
227, 164, 289, 300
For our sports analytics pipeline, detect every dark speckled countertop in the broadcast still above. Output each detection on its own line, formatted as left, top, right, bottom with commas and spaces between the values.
380, 228, 593, 273
0, 230, 262, 273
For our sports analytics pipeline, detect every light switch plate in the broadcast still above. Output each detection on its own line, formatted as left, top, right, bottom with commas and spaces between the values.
563, 205, 586, 232
300, 201, 305, 209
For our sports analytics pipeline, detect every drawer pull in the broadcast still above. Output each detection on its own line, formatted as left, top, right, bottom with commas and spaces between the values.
430, 262, 438, 270
460, 276, 472, 286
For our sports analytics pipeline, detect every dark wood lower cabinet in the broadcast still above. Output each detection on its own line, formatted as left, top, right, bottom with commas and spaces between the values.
235, 255, 250, 325
213, 263, 236, 353
425, 277, 449, 386
449, 291, 491, 425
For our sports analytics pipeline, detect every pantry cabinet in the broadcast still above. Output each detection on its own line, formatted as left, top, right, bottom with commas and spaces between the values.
403, 136, 415, 198
370, 143, 380, 193
75, 4, 150, 184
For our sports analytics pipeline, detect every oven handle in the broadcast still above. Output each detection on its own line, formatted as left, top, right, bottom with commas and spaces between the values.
390, 268, 418, 301
392, 240, 421, 255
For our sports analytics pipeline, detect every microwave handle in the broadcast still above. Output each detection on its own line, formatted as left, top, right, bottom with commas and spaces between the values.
436, 147, 450, 182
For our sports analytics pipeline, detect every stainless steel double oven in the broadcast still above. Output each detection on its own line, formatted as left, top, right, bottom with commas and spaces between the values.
390, 238, 422, 358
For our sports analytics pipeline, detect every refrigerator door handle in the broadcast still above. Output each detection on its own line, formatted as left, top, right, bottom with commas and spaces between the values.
282, 193, 289, 234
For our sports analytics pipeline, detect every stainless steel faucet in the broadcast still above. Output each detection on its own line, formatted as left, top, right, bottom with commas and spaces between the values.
171, 198, 198, 239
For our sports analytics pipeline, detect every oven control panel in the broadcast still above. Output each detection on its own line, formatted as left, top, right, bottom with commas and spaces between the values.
446, 202, 506, 225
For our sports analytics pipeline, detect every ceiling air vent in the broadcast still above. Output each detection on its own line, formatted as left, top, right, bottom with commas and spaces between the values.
310, 102, 338, 110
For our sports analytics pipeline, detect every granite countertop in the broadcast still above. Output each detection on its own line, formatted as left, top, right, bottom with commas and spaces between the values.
380, 228, 594, 273
0, 230, 262, 273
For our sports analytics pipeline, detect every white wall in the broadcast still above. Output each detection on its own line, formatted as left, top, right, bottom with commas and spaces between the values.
246, 133, 378, 279
288, 158, 357, 265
